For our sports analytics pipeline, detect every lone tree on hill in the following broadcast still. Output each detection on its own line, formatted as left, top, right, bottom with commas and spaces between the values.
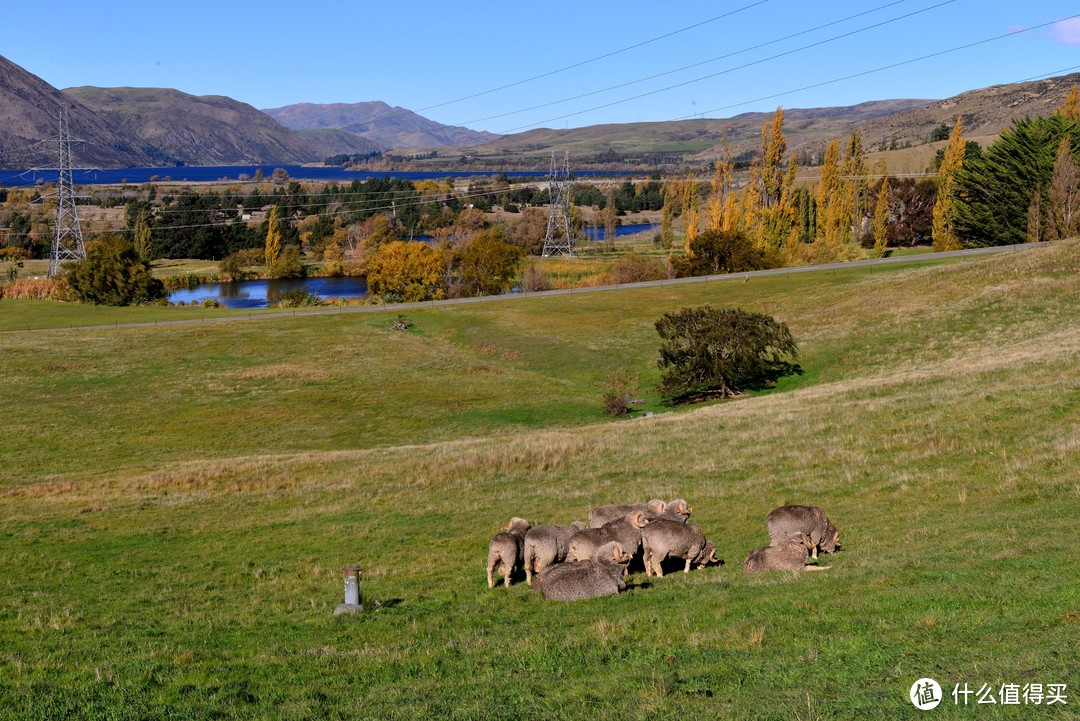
655, 305, 802, 403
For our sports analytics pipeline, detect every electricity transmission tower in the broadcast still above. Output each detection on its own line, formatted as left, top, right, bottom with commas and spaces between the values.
37, 108, 88, 277
542, 152, 575, 258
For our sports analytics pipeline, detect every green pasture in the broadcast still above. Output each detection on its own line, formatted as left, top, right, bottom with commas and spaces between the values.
1, 242, 1079, 719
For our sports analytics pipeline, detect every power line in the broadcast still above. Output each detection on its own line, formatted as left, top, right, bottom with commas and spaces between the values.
456, 0, 914, 127
290, 3, 769, 136
677, 13, 1080, 120
497, 0, 958, 133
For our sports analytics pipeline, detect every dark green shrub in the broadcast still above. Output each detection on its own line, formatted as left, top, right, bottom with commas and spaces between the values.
671, 230, 777, 278
273, 288, 322, 308
655, 305, 802, 403
66, 236, 167, 306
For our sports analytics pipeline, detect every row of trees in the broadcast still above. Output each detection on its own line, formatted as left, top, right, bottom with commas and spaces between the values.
937, 84, 1079, 248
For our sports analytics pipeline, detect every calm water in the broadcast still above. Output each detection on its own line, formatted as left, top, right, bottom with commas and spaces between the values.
582, 222, 659, 242
0, 165, 629, 187
169, 276, 368, 309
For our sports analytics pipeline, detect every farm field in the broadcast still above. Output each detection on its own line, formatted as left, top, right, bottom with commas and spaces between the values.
2, 241, 1079, 719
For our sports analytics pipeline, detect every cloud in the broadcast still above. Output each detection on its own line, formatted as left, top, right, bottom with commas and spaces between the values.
1051, 18, 1080, 45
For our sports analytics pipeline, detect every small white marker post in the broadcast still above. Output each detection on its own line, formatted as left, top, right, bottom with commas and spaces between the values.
334, 566, 363, 615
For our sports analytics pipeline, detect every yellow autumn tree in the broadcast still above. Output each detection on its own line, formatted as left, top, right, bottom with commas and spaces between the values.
816, 139, 842, 244
761, 107, 787, 207
932, 117, 966, 252
681, 172, 700, 252
1057, 83, 1079, 121
264, 205, 282, 276
707, 135, 734, 232
660, 179, 677, 249
367, 240, 445, 302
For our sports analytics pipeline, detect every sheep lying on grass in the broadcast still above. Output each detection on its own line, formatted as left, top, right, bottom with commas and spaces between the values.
522, 521, 587, 586
486, 517, 530, 588
641, 520, 718, 577
537, 541, 632, 601
743, 533, 831, 573
765, 505, 841, 559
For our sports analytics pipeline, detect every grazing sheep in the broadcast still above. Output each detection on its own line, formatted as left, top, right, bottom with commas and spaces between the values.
522, 521, 587, 586
765, 505, 842, 559
743, 534, 832, 573
566, 512, 650, 566
538, 541, 633, 601
486, 517, 530, 588
588, 499, 667, 528
640, 520, 717, 577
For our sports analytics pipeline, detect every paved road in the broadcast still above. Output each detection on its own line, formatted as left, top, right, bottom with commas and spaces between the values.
3, 243, 1033, 334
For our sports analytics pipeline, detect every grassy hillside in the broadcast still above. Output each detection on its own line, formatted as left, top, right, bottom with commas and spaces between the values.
2, 243, 1079, 719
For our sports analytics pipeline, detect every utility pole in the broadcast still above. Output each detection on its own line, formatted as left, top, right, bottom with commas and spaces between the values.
542, 152, 575, 259
36, 108, 90, 277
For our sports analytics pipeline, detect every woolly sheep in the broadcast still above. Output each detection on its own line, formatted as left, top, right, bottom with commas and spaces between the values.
587, 499, 667, 528
765, 505, 842, 559
566, 511, 650, 565
640, 520, 717, 577
743, 534, 832, 573
522, 521, 587, 586
486, 517, 530, 588
538, 541, 632, 601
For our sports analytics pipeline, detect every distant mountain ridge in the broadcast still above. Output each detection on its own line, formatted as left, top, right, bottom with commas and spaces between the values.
262, 101, 499, 149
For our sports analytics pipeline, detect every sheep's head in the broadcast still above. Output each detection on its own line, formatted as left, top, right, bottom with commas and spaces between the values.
608, 542, 632, 565
631, 511, 649, 529
570, 521, 587, 531
695, 539, 718, 568
506, 517, 530, 534
646, 499, 666, 515
668, 499, 691, 518
820, 523, 841, 553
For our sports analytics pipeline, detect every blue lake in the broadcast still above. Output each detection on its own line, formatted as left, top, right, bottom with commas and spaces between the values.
169, 276, 369, 309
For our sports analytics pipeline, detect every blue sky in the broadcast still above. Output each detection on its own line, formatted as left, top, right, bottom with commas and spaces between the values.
5, 1, 1079, 133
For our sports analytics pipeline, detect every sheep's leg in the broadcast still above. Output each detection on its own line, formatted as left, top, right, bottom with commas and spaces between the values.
811, 547, 819, 560
487, 563, 495, 588
684, 558, 692, 573
803, 565, 831, 571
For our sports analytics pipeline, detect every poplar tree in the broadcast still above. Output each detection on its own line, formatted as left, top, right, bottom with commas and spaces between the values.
873, 175, 890, 258
932, 117, 966, 252
1058, 83, 1079, 122
681, 173, 700, 252
1045, 135, 1080, 240
1027, 187, 1043, 243
707, 139, 733, 232
816, 139, 842, 244
265, 205, 282, 276
660, 182, 676, 249
133, 210, 152, 262
761, 108, 787, 207
604, 187, 618, 252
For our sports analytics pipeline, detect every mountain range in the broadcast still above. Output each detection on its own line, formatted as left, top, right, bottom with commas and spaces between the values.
0, 52, 1076, 171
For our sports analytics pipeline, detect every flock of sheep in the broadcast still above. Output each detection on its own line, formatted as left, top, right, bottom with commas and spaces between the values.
486, 499, 842, 601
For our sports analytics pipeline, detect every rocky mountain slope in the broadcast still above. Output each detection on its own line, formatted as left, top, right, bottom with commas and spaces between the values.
0, 54, 154, 168
65, 86, 323, 166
